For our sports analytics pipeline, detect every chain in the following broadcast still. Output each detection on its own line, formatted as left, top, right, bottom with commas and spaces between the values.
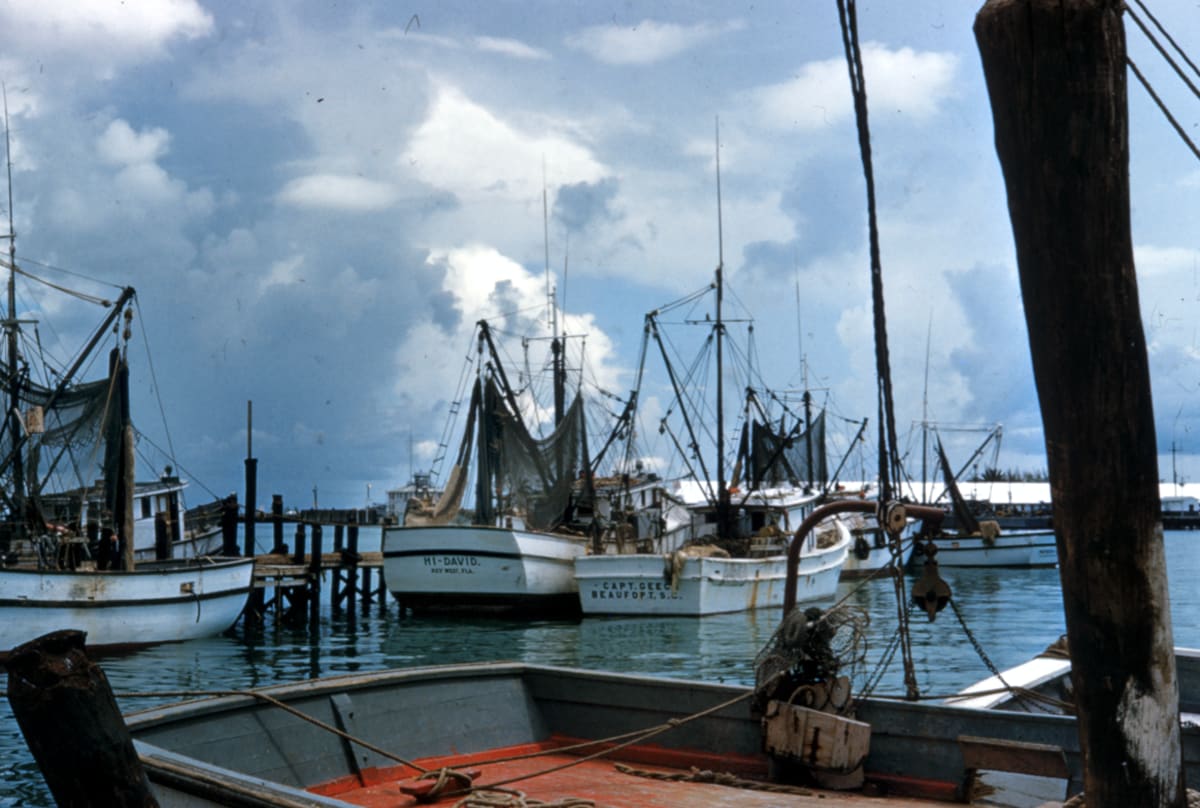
949, 598, 1001, 677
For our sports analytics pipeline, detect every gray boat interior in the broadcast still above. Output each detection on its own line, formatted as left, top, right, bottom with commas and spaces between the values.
127, 659, 1200, 806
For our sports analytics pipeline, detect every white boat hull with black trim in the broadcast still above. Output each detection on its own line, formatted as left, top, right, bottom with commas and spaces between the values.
575, 521, 850, 616
382, 524, 589, 614
913, 529, 1057, 567
0, 557, 254, 654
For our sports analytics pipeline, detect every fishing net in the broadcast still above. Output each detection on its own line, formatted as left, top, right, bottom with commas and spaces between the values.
747, 411, 827, 489
752, 604, 870, 715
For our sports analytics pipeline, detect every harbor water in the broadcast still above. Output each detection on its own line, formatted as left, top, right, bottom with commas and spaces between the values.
2, 527, 1199, 806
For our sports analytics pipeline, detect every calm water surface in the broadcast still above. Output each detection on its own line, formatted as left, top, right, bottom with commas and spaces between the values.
1, 528, 1198, 806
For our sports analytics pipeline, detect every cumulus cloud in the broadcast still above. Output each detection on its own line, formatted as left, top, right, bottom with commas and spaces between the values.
97, 120, 170, 166
1, 0, 212, 65
277, 174, 399, 211
402, 84, 607, 203
567, 19, 746, 66
754, 43, 958, 130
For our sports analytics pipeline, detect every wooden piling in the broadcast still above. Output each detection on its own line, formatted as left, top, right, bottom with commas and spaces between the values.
244, 401, 257, 558
271, 494, 285, 554
220, 494, 239, 557
347, 515, 360, 609
5, 630, 160, 807
975, 1, 1184, 804
292, 522, 306, 567
309, 523, 322, 626
331, 524, 344, 608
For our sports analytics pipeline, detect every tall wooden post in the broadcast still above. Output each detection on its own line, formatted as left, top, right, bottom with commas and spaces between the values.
975, 2, 1183, 805
309, 523, 323, 627
271, 494, 285, 553
331, 523, 344, 609
244, 401, 257, 557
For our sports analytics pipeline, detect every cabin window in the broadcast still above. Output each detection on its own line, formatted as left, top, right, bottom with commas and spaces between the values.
140, 498, 151, 519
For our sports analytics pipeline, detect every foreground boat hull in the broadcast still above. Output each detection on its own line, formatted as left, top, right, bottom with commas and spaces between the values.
124, 661, 1200, 807
381, 524, 588, 614
0, 558, 254, 654
575, 533, 848, 616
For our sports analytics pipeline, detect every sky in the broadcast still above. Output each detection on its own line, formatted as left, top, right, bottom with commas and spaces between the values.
1, 0, 1199, 511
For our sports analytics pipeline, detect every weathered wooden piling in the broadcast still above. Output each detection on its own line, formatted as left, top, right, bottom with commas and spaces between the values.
331, 523, 344, 606
5, 630, 160, 807
244, 400, 257, 558
309, 523, 323, 625
221, 494, 239, 557
271, 494, 285, 553
975, 1, 1184, 804
292, 522, 307, 566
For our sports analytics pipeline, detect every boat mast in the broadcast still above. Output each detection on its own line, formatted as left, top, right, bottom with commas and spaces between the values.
2, 88, 24, 539
714, 118, 731, 538
544, 171, 565, 426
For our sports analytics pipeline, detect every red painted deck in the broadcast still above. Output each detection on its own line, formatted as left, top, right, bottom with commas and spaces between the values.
309, 736, 955, 807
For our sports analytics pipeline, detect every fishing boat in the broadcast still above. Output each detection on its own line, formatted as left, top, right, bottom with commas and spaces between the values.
381, 315, 604, 616
910, 438, 1056, 568
574, 140, 849, 616
37, 469, 226, 563
576, 474, 849, 615
0, 124, 253, 654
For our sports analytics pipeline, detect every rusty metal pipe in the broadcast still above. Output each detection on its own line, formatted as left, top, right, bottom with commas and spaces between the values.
783, 500, 946, 615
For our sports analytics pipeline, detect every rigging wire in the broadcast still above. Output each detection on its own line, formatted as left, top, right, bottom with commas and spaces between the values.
132, 296, 180, 488
1127, 58, 1200, 161
1123, 3, 1200, 161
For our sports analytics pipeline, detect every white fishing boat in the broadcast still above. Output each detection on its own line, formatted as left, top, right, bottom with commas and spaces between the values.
911, 526, 1056, 568
0, 124, 253, 654
382, 313, 605, 615
921, 438, 1056, 568
577, 481, 849, 615
38, 471, 225, 563
0, 557, 252, 654
574, 161, 849, 615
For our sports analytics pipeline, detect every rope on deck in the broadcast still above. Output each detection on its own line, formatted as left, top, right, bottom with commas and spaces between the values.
614, 764, 816, 796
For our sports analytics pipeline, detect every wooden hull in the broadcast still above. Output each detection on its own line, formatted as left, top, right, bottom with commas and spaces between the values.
123, 661, 1200, 807
381, 524, 588, 615
575, 525, 849, 616
0, 558, 253, 654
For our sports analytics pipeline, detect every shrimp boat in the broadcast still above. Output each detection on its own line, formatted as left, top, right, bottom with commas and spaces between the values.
575, 152, 849, 615
381, 314, 604, 615
0, 125, 252, 654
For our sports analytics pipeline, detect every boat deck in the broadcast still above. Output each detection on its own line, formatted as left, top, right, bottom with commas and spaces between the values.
310, 738, 950, 808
